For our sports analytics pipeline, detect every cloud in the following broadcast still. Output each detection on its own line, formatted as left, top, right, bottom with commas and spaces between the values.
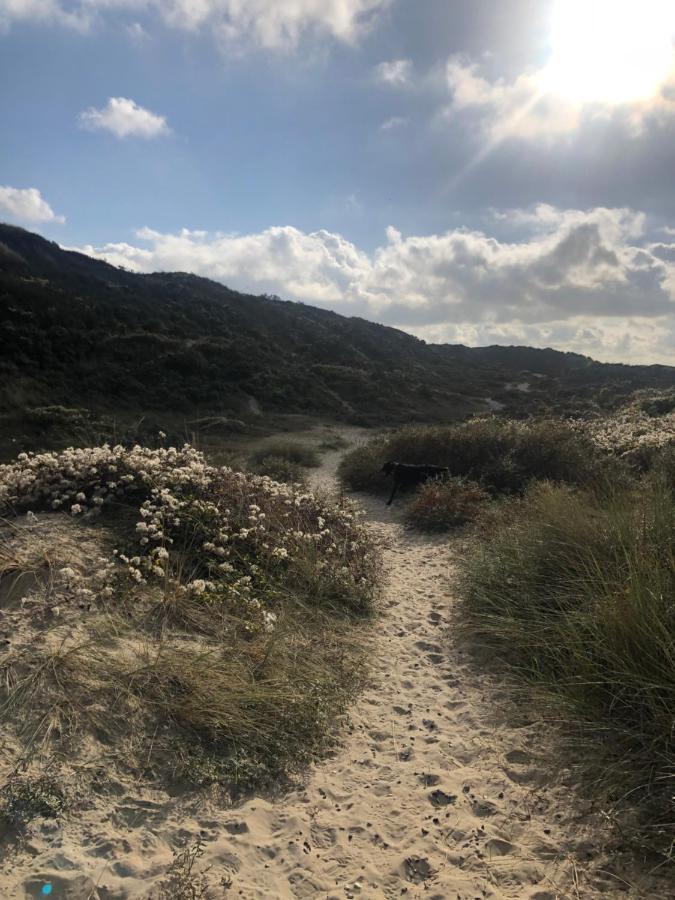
446, 58, 581, 142
75, 205, 675, 364
374, 58, 413, 87
0, 0, 390, 48
445, 55, 675, 144
79, 97, 170, 139
0, 185, 65, 223
380, 115, 408, 130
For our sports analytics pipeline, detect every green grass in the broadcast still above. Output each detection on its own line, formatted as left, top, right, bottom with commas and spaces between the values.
338, 418, 610, 498
460, 477, 675, 848
247, 454, 307, 485
248, 439, 321, 469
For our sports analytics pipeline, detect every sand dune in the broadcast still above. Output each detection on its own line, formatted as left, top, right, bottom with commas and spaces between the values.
0, 444, 669, 898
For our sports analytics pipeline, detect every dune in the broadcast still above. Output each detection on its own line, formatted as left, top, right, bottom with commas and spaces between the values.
0, 437, 669, 899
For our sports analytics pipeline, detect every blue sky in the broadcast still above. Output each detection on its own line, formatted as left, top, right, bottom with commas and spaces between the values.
2, 0, 675, 364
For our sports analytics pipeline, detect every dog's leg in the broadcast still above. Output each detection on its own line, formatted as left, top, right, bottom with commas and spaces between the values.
386, 482, 398, 506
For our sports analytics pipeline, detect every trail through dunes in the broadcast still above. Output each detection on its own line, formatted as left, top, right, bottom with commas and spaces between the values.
0, 442, 669, 898
201, 452, 667, 899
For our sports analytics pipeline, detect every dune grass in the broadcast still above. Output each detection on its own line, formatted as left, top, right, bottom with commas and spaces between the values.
404, 477, 489, 532
248, 439, 321, 469
0, 444, 380, 800
338, 418, 609, 497
459, 476, 675, 848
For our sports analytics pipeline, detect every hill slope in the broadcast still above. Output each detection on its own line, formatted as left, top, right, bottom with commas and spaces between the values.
2, 223, 674, 430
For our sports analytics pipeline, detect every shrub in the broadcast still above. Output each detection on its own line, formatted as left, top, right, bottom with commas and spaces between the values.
156, 837, 218, 898
404, 477, 489, 531
0, 444, 380, 791
248, 454, 307, 485
248, 439, 320, 469
0, 775, 65, 830
338, 419, 604, 497
460, 478, 675, 842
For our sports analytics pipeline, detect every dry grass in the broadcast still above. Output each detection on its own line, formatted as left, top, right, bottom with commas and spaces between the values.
248, 439, 320, 469
0, 444, 380, 802
459, 477, 675, 855
404, 477, 489, 531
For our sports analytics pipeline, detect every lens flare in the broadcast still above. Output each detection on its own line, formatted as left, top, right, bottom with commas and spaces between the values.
542, 0, 675, 104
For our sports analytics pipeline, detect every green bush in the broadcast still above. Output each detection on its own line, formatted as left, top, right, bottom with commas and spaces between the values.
338, 419, 607, 497
404, 477, 489, 531
249, 454, 307, 485
460, 478, 675, 841
249, 439, 320, 469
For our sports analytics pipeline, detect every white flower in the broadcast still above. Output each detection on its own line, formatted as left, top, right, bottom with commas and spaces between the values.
70, 504, 82, 515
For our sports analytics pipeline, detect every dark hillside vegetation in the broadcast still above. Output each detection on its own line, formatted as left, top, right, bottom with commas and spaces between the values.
2, 223, 675, 460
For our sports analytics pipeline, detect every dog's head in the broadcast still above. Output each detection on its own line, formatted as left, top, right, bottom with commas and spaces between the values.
381, 460, 397, 476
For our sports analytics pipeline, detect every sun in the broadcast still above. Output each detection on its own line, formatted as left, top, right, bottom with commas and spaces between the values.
542, 0, 675, 104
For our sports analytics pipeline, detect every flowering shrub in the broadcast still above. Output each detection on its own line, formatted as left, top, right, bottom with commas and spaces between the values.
572, 393, 675, 466
404, 477, 489, 531
0, 443, 378, 629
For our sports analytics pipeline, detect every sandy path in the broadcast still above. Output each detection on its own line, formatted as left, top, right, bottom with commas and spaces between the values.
194, 452, 660, 899
1, 444, 668, 898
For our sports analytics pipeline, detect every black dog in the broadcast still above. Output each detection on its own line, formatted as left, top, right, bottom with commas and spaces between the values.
381, 461, 449, 506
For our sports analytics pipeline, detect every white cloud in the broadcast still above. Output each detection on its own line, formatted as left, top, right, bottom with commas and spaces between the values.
75, 205, 675, 364
445, 56, 675, 143
0, 1, 390, 48
374, 58, 413, 87
380, 115, 408, 130
0, 185, 65, 224
446, 58, 581, 142
79, 97, 170, 139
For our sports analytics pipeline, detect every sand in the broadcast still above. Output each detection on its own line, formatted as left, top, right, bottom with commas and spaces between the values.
0, 442, 670, 898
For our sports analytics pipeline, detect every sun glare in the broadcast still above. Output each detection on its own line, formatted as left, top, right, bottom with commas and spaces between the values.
543, 0, 675, 104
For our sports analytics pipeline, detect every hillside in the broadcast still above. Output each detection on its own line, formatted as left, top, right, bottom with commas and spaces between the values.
2, 223, 674, 440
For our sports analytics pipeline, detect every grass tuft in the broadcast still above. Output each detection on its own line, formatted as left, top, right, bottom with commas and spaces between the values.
248, 439, 320, 469
404, 477, 489, 531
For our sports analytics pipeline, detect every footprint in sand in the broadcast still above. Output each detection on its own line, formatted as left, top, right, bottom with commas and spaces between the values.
403, 856, 435, 884
429, 789, 457, 807
485, 837, 515, 856
471, 800, 498, 818
418, 773, 441, 787
505, 749, 531, 765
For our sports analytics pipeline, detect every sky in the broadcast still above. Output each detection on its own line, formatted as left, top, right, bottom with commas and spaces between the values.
2, 0, 675, 365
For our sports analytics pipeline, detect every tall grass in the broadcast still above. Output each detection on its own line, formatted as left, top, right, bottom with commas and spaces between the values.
248, 439, 320, 469
460, 477, 675, 844
338, 419, 610, 496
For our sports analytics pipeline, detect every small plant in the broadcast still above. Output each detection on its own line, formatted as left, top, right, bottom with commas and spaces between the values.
404, 477, 489, 531
0, 775, 66, 829
156, 837, 223, 899
248, 439, 320, 469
